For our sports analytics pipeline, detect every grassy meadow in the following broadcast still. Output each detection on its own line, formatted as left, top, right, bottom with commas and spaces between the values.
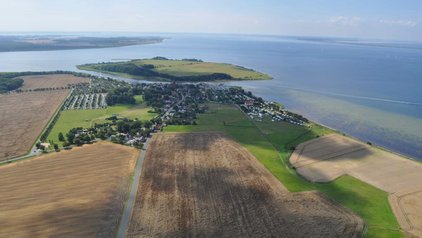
165, 103, 402, 238
47, 95, 156, 146
78, 58, 272, 81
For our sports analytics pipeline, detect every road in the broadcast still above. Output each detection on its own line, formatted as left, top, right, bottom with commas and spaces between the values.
116, 138, 151, 238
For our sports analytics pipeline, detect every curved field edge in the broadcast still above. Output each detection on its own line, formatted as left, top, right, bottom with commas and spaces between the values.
164, 103, 403, 238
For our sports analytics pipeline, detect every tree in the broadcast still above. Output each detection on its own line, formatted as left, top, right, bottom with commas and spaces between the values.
144, 121, 152, 129
74, 138, 82, 146
66, 132, 75, 144
117, 121, 131, 133
53, 143, 59, 151
58, 132, 65, 142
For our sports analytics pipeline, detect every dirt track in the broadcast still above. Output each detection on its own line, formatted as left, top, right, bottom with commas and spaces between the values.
0, 142, 138, 237
20, 74, 89, 90
127, 132, 363, 238
0, 90, 69, 161
290, 134, 422, 237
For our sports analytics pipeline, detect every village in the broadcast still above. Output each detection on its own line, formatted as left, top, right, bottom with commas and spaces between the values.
41, 80, 309, 151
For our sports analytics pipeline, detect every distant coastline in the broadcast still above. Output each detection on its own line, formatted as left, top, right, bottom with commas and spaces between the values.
0, 35, 165, 52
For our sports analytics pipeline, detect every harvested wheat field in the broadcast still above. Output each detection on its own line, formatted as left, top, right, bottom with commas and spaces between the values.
0, 141, 138, 237
20, 74, 89, 90
290, 134, 422, 237
127, 132, 363, 238
0, 90, 69, 161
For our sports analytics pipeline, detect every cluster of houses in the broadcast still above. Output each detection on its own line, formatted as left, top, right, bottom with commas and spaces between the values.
148, 83, 308, 127
64, 93, 107, 110
203, 84, 308, 126
240, 99, 307, 126
143, 83, 207, 125
111, 133, 146, 147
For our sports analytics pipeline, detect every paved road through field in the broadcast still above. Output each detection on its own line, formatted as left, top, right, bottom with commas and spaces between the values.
117, 138, 151, 238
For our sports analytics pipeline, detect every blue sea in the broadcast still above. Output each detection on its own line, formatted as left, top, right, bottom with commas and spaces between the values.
0, 33, 421, 159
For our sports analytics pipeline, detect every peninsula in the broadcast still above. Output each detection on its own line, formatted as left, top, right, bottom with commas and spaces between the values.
78, 57, 272, 82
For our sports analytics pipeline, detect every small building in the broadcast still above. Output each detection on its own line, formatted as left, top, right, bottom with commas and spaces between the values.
40, 142, 50, 148
244, 100, 254, 107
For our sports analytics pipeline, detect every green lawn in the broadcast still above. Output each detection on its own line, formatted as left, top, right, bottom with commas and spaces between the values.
47, 95, 156, 146
165, 103, 402, 238
78, 58, 272, 81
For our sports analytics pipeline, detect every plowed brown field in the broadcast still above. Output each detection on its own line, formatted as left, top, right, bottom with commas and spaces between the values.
127, 132, 363, 238
0, 141, 138, 237
20, 74, 89, 90
0, 90, 69, 161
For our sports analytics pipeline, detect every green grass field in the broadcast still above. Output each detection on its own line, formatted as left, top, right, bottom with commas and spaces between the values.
47, 95, 156, 146
78, 58, 272, 81
165, 103, 402, 238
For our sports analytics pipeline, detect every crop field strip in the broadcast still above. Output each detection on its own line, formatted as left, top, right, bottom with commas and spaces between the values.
127, 132, 363, 238
0, 142, 138, 237
291, 134, 422, 237
19, 74, 90, 90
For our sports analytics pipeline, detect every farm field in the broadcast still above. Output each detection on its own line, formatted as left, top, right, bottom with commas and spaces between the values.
136, 59, 271, 79
0, 141, 138, 237
127, 133, 363, 237
291, 134, 422, 237
165, 103, 403, 237
47, 96, 156, 146
0, 90, 69, 161
78, 58, 272, 81
19, 74, 89, 90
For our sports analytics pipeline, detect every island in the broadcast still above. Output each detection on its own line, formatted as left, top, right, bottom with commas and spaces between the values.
0, 35, 164, 52
78, 57, 272, 82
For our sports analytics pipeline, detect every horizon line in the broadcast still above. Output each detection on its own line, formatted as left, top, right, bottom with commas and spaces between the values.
0, 31, 421, 43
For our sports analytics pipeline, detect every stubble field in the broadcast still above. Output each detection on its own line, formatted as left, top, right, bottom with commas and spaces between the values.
0, 141, 138, 237
127, 132, 363, 238
290, 134, 422, 237
19, 74, 89, 90
0, 90, 69, 161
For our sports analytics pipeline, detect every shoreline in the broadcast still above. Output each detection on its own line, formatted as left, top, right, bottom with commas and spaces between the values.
306, 118, 421, 164
2, 70, 420, 165
281, 103, 421, 162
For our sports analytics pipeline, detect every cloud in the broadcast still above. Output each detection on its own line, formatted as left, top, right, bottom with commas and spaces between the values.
379, 19, 417, 28
329, 16, 362, 26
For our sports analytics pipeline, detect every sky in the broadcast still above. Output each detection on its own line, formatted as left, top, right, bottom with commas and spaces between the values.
0, 0, 421, 41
